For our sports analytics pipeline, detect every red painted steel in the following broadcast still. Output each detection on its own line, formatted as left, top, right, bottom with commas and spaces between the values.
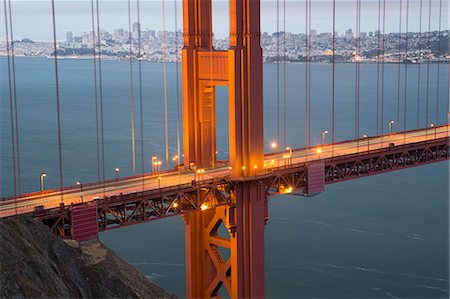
71, 205, 98, 242
306, 161, 325, 196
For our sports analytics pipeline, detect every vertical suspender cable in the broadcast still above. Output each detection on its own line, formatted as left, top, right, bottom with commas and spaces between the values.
3, 0, 17, 198
305, 0, 311, 159
435, 0, 442, 124
416, 0, 423, 128
381, 0, 386, 134
50, 0, 64, 202
95, 0, 106, 185
137, 0, 145, 185
376, 0, 381, 135
174, 0, 181, 170
208, 0, 213, 168
127, 0, 136, 175
7, 0, 20, 195
425, 0, 431, 127
397, 0, 403, 128
277, 0, 280, 153
90, 0, 101, 182
403, 0, 409, 133
283, 0, 287, 149
355, 0, 361, 138
162, 0, 169, 168
331, 0, 335, 155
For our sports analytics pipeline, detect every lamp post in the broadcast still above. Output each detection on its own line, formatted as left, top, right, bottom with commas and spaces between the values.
271, 142, 278, 166
321, 130, 328, 147
430, 123, 436, 139
115, 168, 120, 180
40, 172, 47, 192
388, 120, 395, 134
76, 181, 83, 203
157, 176, 161, 189
363, 134, 369, 152
286, 147, 293, 166
151, 156, 157, 172
317, 148, 322, 159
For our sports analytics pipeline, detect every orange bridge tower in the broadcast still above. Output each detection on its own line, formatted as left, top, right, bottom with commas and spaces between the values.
181, 0, 266, 297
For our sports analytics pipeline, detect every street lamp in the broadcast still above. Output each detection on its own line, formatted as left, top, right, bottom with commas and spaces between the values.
363, 134, 369, 152
76, 181, 83, 203
40, 172, 47, 192
321, 130, 328, 147
430, 123, 436, 139
317, 148, 322, 159
157, 176, 161, 188
115, 168, 120, 180
388, 120, 395, 134
151, 156, 157, 172
286, 147, 293, 165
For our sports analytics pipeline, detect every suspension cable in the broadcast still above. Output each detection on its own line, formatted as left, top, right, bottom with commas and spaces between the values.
90, 0, 101, 182
435, 0, 442, 124
162, 0, 169, 168
376, 0, 381, 135
277, 0, 280, 153
396, 0, 402, 129
355, 0, 361, 138
137, 0, 145, 185
95, 0, 106, 187
425, 0, 431, 127
127, 0, 136, 175
3, 0, 17, 197
283, 0, 287, 149
331, 0, 335, 154
403, 0, 409, 132
381, 0, 386, 134
50, 0, 64, 202
174, 0, 181, 170
417, 0, 423, 128
305, 0, 310, 159
7, 0, 20, 195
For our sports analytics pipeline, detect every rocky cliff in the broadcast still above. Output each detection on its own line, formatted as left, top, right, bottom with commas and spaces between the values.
0, 216, 176, 298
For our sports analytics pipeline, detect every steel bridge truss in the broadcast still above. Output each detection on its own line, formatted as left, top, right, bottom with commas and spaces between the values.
35, 137, 448, 238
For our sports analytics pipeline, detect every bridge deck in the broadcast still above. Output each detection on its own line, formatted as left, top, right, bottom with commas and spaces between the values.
1, 125, 449, 218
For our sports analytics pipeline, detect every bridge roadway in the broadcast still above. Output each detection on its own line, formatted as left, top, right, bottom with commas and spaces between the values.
1, 125, 449, 218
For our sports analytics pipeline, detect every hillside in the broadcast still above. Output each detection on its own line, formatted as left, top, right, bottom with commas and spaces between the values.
0, 216, 176, 298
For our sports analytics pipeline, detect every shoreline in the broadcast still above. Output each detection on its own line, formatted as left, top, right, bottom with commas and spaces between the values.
0, 54, 448, 64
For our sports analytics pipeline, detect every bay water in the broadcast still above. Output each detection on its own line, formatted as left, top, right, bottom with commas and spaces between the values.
1, 57, 448, 298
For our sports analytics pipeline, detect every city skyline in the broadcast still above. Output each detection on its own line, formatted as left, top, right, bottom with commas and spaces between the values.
0, 0, 447, 41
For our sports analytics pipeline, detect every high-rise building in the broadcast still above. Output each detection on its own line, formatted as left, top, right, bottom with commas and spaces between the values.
345, 28, 353, 39
66, 31, 73, 43
133, 22, 140, 33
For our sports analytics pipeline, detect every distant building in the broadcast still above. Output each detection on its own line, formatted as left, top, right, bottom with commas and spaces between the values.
369, 31, 373, 37
345, 28, 353, 39
66, 31, 73, 43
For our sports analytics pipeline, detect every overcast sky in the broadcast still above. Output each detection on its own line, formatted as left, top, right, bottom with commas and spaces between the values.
1, 0, 448, 41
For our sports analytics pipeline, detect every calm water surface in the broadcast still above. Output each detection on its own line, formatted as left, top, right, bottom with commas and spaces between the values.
1, 57, 448, 298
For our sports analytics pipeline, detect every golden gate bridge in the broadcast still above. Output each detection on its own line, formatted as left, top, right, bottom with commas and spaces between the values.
1, 0, 448, 297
